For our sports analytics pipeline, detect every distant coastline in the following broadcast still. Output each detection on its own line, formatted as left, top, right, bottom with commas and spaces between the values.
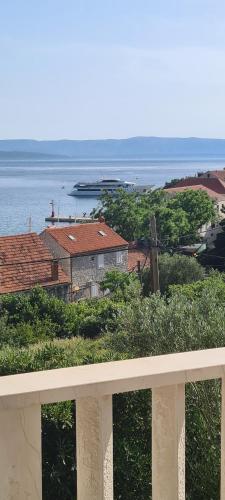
1, 136, 225, 160
0, 150, 67, 160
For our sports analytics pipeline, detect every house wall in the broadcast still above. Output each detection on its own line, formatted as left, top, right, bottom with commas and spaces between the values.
46, 284, 70, 302
71, 248, 128, 299
217, 200, 225, 218
40, 232, 71, 277
1, 283, 70, 302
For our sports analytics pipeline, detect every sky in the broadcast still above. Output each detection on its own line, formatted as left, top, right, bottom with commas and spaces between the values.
1, 1, 225, 140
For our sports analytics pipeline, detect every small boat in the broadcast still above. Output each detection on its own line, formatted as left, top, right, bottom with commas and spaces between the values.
69, 178, 136, 197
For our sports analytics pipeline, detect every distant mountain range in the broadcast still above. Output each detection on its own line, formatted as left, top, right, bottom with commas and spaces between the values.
1, 137, 225, 159
0, 150, 67, 160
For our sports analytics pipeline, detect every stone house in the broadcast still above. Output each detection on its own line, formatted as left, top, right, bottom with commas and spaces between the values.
40, 222, 128, 299
0, 232, 71, 300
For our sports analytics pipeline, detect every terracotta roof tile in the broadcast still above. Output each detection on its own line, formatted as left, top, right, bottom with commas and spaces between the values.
168, 177, 225, 195
42, 222, 128, 255
165, 184, 225, 201
0, 232, 70, 294
201, 170, 225, 182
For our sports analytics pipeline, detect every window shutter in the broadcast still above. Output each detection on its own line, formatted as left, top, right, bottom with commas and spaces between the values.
116, 251, 123, 264
97, 254, 104, 269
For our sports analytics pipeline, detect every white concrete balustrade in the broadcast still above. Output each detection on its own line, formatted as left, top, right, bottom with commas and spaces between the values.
1, 347, 225, 499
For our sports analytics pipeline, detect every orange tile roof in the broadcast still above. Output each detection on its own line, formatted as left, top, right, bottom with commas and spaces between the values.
128, 249, 150, 272
165, 184, 225, 201
42, 222, 128, 255
168, 177, 225, 195
0, 232, 70, 294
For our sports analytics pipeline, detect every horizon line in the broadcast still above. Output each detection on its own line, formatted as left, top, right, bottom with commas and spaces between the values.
1, 135, 225, 142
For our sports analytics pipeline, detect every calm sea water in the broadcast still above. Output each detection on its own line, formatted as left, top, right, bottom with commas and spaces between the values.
1, 157, 225, 236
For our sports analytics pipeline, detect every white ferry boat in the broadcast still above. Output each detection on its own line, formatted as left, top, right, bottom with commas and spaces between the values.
69, 178, 136, 197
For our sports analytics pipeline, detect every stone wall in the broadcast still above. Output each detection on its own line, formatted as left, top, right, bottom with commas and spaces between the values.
46, 284, 70, 302
71, 249, 128, 298
40, 231, 71, 278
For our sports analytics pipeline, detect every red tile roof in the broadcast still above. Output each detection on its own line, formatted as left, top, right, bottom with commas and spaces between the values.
42, 222, 128, 255
128, 243, 150, 272
0, 232, 70, 294
165, 184, 225, 201
200, 170, 225, 182
169, 177, 225, 195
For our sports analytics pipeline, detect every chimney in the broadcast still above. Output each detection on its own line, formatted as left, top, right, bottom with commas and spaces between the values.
98, 214, 105, 223
51, 260, 59, 281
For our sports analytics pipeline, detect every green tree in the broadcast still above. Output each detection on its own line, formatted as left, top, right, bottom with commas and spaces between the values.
142, 253, 205, 295
92, 188, 166, 241
156, 206, 190, 245
160, 253, 205, 294
100, 269, 141, 301
167, 188, 217, 236
92, 187, 216, 245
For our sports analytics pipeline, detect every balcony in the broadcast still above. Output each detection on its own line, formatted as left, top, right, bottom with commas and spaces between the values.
0, 347, 225, 499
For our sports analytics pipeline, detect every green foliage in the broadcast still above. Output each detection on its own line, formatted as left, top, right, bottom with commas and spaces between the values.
92, 187, 216, 245
167, 188, 216, 236
100, 269, 141, 301
142, 253, 205, 295
170, 270, 225, 299
92, 188, 166, 241
159, 252, 205, 294
156, 206, 190, 244
0, 287, 120, 341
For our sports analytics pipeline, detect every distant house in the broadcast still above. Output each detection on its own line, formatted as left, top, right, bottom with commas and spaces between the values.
198, 169, 225, 183
164, 179, 225, 217
0, 232, 70, 299
41, 222, 128, 299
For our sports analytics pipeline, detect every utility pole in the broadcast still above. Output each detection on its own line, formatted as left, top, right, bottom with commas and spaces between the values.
149, 215, 160, 293
27, 216, 32, 233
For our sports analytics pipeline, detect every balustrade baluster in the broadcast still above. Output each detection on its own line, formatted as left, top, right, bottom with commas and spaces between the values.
76, 395, 113, 500
0, 404, 42, 500
152, 384, 185, 500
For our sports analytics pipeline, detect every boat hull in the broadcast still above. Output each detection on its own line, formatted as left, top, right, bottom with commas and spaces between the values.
69, 188, 135, 197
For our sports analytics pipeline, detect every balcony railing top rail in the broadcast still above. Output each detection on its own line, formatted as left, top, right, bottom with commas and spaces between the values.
0, 346, 225, 410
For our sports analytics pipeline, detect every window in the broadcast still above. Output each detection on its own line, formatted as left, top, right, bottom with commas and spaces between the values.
91, 283, 99, 298
68, 234, 76, 241
116, 251, 123, 264
97, 254, 104, 269
98, 230, 107, 237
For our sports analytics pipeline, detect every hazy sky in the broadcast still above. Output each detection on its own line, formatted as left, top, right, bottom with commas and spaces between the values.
1, 1, 225, 139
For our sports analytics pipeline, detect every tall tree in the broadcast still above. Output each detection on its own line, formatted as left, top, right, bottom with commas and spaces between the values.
93, 188, 217, 245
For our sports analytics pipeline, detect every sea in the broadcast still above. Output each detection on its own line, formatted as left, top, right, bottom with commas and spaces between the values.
1, 157, 225, 236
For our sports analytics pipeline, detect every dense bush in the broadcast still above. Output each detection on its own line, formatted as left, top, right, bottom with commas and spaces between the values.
0, 287, 120, 342
142, 252, 205, 296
